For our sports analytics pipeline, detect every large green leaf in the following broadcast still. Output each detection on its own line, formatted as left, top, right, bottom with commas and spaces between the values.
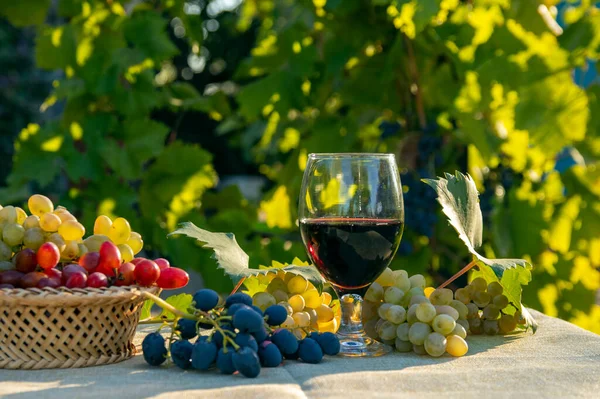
0, 0, 50, 27
169, 222, 325, 288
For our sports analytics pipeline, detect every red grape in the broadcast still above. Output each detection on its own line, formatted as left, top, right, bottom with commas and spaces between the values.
37, 278, 61, 289
0, 284, 14, 289
131, 257, 145, 266
116, 262, 136, 286
37, 242, 60, 270
0, 270, 24, 286
134, 259, 160, 287
46, 268, 62, 282
15, 249, 38, 273
97, 241, 122, 277
62, 264, 87, 283
78, 252, 100, 273
20, 272, 48, 288
65, 271, 87, 289
87, 272, 108, 288
154, 258, 170, 271
156, 267, 189, 289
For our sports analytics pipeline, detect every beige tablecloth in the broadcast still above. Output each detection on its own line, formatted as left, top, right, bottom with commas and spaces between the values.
1, 310, 599, 399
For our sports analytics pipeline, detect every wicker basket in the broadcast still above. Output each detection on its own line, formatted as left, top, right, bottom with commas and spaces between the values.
0, 286, 159, 370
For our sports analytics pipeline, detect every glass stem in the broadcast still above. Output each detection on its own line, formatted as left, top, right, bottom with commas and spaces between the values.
337, 293, 365, 338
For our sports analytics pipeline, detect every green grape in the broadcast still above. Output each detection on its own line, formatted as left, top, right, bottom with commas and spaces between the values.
451, 323, 467, 339
456, 318, 470, 333
446, 335, 469, 357
272, 289, 289, 303
385, 305, 406, 324
493, 294, 509, 309
407, 304, 419, 324
316, 304, 334, 322
514, 310, 526, 325
428, 288, 453, 306
23, 227, 44, 251
395, 337, 413, 352
396, 322, 410, 341
435, 305, 459, 321
392, 269, 411, 291
408, 322, 431, 345
0, 241, 11, 261
412, 344, 427, 355
449, 300, 469, 319
108, 217, 131, 245
424, 332, 447, 357
288, 294, 305, 313
287, 275, 309, 295
28, 194, 53, 217
454, 287, 471, 304
267, 278, 287, 294
306, 308, 318, 326
377, 320, 398, 340
278, 301, 294, 316
483, 319, 500, 335
47, 233, 66, 252
409, 295, 429, 306
482, 305, 500, 320
362, 300, 379, 321
253, 292, 277, 311
23, 215, 40, 230
375, 267, 395, 287
472, 291, 491, 308
3, 223, 25, 246
409, 274, 426, 289
0, 260, 13, 271
383, 286, 404, 305
94, 215, 112, 235
40, 212, 61, 232
61, 240, 80, 260
78, 243, 88, 257
83, 234, 110, 252
364, 319, 379, 340
378, 303, 392, 320
302, 288, 323, 308
487, 281, 503, 297
415, 303, 436, 323
292, 311, 311, 327
281, 315, 295, 328
408, 286, 425, 297
469, 317, 482, 334
0, 206, 18, 223
470, 277, 488, 292
466, 303, 480, 318
499, 314, 518, 333
432, 314, 456, 335
365, 282, 384, 302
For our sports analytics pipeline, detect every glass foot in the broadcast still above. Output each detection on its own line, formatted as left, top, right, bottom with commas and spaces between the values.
338, 335, 393, 357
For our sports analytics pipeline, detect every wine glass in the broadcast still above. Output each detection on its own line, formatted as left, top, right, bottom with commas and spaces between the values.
299, 153, 404, 357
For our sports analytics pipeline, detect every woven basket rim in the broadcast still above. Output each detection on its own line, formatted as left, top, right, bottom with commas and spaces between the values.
0, 286, 160, 307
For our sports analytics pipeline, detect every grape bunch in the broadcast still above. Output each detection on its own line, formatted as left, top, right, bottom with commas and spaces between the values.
456, 277, 525, 335
142, 290, 341, 378
243, 271, 341, 337
0, 194, 189, 290
363, 268, 470, 357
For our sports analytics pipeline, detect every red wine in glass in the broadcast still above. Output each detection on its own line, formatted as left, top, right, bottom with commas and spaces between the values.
300, 218, 403, 293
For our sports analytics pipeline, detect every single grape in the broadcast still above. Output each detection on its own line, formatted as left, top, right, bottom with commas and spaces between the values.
15, 207, 27, 224
409, 274, 426, 289
514, 310, 526, 325
385, 305, 407, 324
278, 301, 294, 316
499, 313, 518, 334
272, 289, 289, 302
216, 348, 236, 374
271, 329, 299, 356
63, 264, 88, 280
233, 307, 264, 333
396, 322, 410, 341
407, 304, 419, 324
142, 332, 167, 366
416, 303, 437, 323
424, 332, 447, 357
466, 303, 480, 318
435, 305, 459, 321
53, 208, 75, 222
171, 340, 193, 369
193, 288, 219, 311
154, 258, 170, 271
86, 272, 108, 288
156, 267, 189, 290
27, 195, 54, 217
232, 347, 261, 378
454, 287, 471, 304
364, 282, 384, 302
289, 294, 305, 312
378, 320, 398, 340
449, 300, 469, 319
456, 318, 470, 332
133, 259, 160, 286
266, 277, 286, 294
377, 303, 392, 320
321, 291, 333, 306
281, 315, 295, 328
116, 262, 136, 286
0, 241, 10, 262
3, 223, 25, 246
117, 244, 134, 263
482, 305, 500, 320
126, 232, 144, 254
298, 338, 323, 364
39, 213, 61, 232
65, 271, 87, 289
473, 291, 492, 308
429, 288, 453, 306
287, 275, 308, 294
264, 304, 288, 326
20, 272, 48, 288
108, 217, 131, 245
191, 340, 218, 370
375, 267, 395, 287
483, 319, 500, 335
468, 317, 483, 334
93, 215, 112, 236
408, 322, 432, 345
61, 240, 80, 260
493, 294, 509, 309
46, 233, 65, 253
487, 281, 503, 297
395, 338, 413, 352
446, 334, 468, 357
23, 227, 44, 250
0, 270, 24, 286
82, 234, 110, 252
258, 341, 283, 367
313, 332, 340, 356
37, 242, 60, 270
302, 288, 322, 308
451, 323, 468, 339
23, 215, 40, 230
384, 286, 404, 305
253, 327, 270, 344
392, 269, 411, 291
413, 344, 427, 355
253, 292, 277, 311
78, 252, 100, 273
225, 292, 253, 308
470, 277, 487, 292
0, 206, 17, 223
14, 249, 37, 274
97, 241, 122, 277
58, 220, 85, 241
37, 277, 60, 289
432, 314, 456, 335
293, 311, 311, 328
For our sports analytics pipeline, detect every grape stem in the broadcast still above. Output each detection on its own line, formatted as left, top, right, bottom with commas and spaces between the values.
437, 260, 477, 289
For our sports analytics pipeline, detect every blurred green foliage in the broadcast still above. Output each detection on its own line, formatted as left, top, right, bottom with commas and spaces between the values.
0, 0, 599, 333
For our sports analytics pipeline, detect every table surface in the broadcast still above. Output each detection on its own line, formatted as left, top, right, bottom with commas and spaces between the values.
1, 309, 599, 399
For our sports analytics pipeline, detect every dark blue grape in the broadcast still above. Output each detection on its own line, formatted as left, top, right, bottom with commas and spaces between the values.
225, 293, 252, 308
232, 347, 261, 378
252, 327, 269, 344
170, 340, 193, 369
216, 348, 236, 374
233, 307, 264, 333
193, 289, 220, 311
212, 325, 234, 348
234, 333, 258, 352
175, 319, 198, 340
258, 341, 282, 367
191, 340, 218, 370
271, 329, 299, 356
314, 332, 340, 356
264, 305, 288, 326
142, 332, 168, 366
226, 303, 251, 317
251, 305, 264, 316
298, 338, 323, 364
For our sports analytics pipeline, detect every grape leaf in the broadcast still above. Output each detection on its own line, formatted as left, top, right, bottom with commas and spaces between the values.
169, 222, 325, 289
423, 171, 538, 332
140, 293, 193, 321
